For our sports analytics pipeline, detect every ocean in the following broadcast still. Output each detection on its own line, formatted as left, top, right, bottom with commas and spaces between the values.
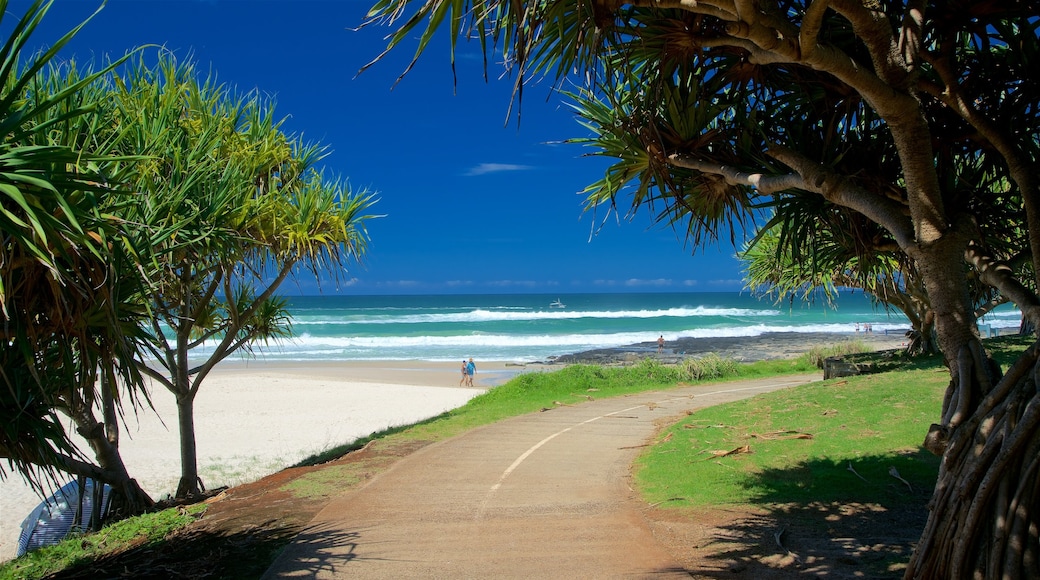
200, 292, 1022, 363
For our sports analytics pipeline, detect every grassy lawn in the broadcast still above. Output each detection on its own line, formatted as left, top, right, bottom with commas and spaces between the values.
4, 336, 1031, 578
635, 366, 948, 508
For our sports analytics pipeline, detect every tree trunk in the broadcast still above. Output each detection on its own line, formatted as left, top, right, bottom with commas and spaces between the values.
917, 310, 937, 356
67, 401, 154, 519
905, 226, 1040, 576
908, 342, 1040, 578
175, 393, 203, 498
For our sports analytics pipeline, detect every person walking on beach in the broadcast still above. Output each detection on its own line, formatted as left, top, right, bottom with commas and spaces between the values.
466, 357, 476, 387
657, 335, 665, 354
459, 360, 468, 386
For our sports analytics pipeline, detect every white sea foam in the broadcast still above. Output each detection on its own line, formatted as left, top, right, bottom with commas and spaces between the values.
288, 306, 782, 325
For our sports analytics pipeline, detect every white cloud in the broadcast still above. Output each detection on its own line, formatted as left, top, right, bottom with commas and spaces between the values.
463, 163, 533, 176
624, 278, 673, 287
486, 280, 538, 288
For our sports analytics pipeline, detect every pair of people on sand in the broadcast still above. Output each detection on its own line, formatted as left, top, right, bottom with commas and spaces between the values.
459, 357, 476, 387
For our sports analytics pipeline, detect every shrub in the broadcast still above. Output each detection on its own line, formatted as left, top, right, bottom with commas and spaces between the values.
802, 340, 870, 368
678, 353, 740, 381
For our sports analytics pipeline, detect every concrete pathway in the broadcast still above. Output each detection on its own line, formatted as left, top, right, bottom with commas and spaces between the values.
262, 375, 817, 579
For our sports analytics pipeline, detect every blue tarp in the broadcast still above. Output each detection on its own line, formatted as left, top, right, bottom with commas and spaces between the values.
17, 478, 112, 556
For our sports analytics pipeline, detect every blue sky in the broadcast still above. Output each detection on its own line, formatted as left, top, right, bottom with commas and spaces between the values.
7, 0, 750, 295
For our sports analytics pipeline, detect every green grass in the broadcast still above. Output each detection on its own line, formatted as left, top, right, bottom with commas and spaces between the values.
4, 335, 1032, 578
0, 505, 204, 580
279, 464, 365, 500
395, 355, 820, 442
635, 366, 949, 507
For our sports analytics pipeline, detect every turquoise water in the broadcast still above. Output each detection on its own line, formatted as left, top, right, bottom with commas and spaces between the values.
197, 292, 1021, 362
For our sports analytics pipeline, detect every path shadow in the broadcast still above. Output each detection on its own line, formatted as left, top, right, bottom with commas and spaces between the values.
41, 519, 358, 580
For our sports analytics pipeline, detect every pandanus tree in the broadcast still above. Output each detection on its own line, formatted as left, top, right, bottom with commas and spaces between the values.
741, 198, 1018, 356
365, 0, 1040, 576
107, 54, 377, 498
740, 216, 940, 354
0, 0, 155, 516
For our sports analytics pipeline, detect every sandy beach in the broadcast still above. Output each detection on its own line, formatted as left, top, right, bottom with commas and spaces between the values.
0, 360, 513, 562
0, 331, 906, 562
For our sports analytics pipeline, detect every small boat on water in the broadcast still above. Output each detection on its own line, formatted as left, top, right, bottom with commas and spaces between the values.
549, 298, 566, 309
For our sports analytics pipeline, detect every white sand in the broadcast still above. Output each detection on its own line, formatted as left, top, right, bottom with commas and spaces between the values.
0, 360, 505, 562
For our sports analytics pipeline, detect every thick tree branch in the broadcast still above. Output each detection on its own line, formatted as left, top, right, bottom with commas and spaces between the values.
628, 0, 738, 21
764, 144, 916, 249
965, 241, 1040, 331
897, 0, 926, 73
919, 56, 1040, 290
829, 0, 913, 89
666, 153, 805, 194
799, 0, 833, 60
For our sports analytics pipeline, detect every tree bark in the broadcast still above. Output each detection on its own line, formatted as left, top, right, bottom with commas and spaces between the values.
908, 343, 1040, 578
174, 393, 202, 498
903, 209, 1039, 578
65, 397, 154, 519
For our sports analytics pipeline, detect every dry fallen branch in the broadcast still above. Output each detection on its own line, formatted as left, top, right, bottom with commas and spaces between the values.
570, 393, 594, 401
749, 430, 814, 440
774, 526, 800, 561
658, 432, 674, 444
889, 466, 913, 492
704, 445, 752, 459
650, 497, 686, 508
847, 462, 870, 483
774, 525, 788, 552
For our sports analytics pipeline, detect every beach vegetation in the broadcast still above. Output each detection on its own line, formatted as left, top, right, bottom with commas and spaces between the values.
0, 343, 955, 578
678, 353, 740, 380
0, 503, 204, 580
2, 0, 379, 544
0, 0, 158, 517
802, 339, 871, 369
100, 53, 378, 499
741, 223, 1012, 357
365, 1, 1040, 575
741, 224, 939, 355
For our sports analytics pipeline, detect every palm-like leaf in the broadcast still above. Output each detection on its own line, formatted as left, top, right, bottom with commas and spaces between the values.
0, 0, 148, 495
105, 52, 379, 497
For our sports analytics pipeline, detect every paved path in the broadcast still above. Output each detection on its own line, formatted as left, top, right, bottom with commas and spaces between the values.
262, 375, 817, 579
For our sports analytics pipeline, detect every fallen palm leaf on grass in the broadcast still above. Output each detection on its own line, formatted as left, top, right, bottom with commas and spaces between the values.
703, 444, 751, 459
847, 461, 869, 482
889, 466, 913, 492
749, 430, 814, 440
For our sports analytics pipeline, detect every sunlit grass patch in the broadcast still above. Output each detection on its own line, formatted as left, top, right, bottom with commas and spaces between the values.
635, 368, 947, 508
